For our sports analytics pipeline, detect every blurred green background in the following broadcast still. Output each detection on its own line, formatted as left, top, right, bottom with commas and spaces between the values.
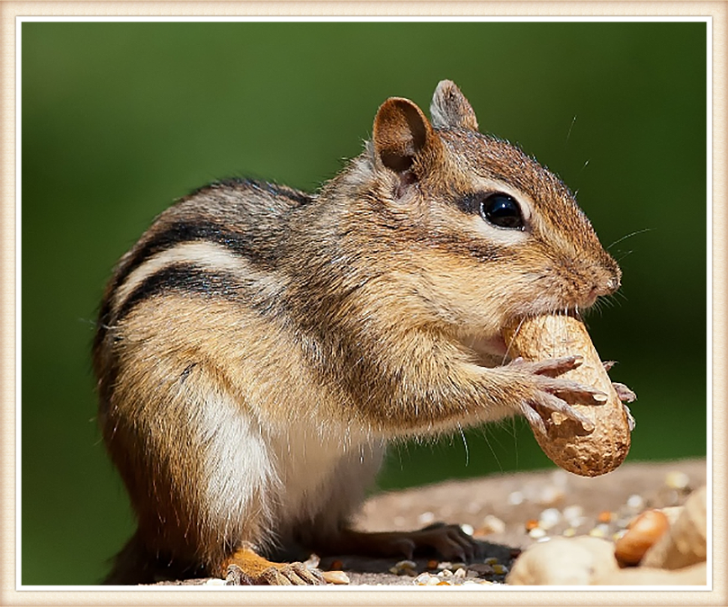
21, 21, 707, 585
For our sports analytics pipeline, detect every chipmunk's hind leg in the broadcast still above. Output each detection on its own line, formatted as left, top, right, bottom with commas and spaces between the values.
222, 544, 326, 585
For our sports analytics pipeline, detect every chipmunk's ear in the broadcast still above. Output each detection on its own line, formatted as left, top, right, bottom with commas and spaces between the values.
430, 80, 478, 131
372, 97, 441, 174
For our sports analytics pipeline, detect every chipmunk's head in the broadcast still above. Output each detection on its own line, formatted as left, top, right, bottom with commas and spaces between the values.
366, 80, 620, 353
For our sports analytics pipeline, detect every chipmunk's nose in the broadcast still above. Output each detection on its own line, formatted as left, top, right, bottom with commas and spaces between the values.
590, 271, 621, 299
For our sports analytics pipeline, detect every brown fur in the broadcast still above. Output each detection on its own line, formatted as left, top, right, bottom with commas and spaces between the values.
94, 80, 622, 584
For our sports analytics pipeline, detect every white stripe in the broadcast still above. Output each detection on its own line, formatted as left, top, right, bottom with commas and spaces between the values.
112, 241, 255, 315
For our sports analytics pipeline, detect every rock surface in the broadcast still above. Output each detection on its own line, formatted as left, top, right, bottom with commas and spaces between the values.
153, 458, 706, 586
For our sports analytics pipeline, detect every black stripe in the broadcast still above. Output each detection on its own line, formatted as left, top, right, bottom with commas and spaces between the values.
115, 264, 241, 323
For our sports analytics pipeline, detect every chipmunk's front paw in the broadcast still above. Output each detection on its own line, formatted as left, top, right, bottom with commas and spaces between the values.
332, 525, 480, 563
506, 356, 609, 437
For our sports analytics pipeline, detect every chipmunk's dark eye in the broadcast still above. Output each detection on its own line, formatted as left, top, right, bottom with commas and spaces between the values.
480, 193, 524, 230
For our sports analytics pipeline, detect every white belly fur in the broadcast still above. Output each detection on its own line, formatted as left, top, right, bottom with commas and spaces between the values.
201, 396, 385, 551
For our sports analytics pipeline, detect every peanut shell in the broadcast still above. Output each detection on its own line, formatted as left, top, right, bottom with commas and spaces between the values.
503, 313, 631, 477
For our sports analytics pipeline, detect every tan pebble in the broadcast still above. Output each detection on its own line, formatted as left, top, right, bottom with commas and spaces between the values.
539, 507, 561, 530
418, 511, 436, 525
322, 570, 350, 585
454, 567, 467, 579
204, 578, 226, 586
413, 572, 433, 585
460, 523, 474, 536
589, 526, 607, 538
426, 576, 441, 585
507, 491, 525, 506
438, 569, 454, 579
563, 527, 577, 537
538, 486, 565, 506
665, 471, 690, 490
478, 514, 506, 535
562, 505, 584, 521
529, 527, 547, 539
626, 494, 644, 509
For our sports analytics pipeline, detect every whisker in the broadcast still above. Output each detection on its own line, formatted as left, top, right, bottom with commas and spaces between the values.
566, 115, 577, 142
607, 228, 653, 250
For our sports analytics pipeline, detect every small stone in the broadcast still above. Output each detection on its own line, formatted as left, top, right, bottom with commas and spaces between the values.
538, 485, 565, 506
418, 511, 436, 525
528, 527, 547, 539
389, 560, 417, 576
322, 570, 350, 585
413, 572, 434, 585
468, 563, 495, 575
477, 514, 506, 535
589, 525, 608, 538
665, 471, 690, 491
507, 491, 525, 506
492, 564, 509, 575
627, 494, 645, 509
454, 567, 467, 579
539, 507, 562, 529
484, 557, 499, 566
460, 523, 474, 536
204, 578, 226, 586
562, 527, 577, 537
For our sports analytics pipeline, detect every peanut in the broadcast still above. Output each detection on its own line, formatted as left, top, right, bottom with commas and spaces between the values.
614, 509, 670, 566
503, 313, 631, 477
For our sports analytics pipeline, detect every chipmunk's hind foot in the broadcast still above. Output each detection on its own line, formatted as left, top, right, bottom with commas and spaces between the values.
223, 546, 326, 586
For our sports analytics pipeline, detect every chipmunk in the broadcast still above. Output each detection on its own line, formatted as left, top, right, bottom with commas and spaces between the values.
94, 80, 634, 585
